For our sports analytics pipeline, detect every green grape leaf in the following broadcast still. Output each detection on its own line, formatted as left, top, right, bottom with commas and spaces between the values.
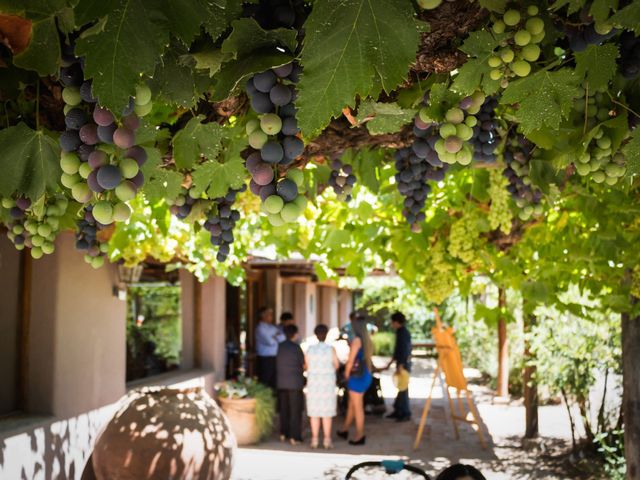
172, 116, 225, 169
478, 0, 507, 12
574, 43, 619, 91
13, 16, 60, 75
0, 123, 61, 200
145, 169, 184, 203
191, 156, 247, 199
151, 46, 209, 107
356, 99, 416, 135
0, 0, 67, 16
452, 30, 504, 95
419, 82, 462, 122
157, 0, 239, 46
73, 0, 119, 26
211, 18, 297, 100
212, 50, 292, 101
589, 0, 618, 24
529, 158, 557, 194
623, 128, 640, 177
609, 0, 640, 34
188, 48, 228, 77
346, 148, 385, 193
75, 0, 170, 114
221, 18, 297, 57
549, 0, 587, 15
297, 0, 420, 137
501, 69, 581, 134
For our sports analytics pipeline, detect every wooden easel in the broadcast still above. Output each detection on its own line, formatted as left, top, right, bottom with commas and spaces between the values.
413, 308, 487, 450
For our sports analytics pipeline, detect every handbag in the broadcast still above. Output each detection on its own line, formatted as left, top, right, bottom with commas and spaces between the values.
350, 352, 366, 378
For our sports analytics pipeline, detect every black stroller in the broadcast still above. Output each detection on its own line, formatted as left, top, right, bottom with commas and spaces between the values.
345, 460, 430, 479
336, 362, 386, 416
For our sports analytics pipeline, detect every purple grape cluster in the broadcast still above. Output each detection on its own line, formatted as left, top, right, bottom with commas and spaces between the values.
245, 62, 307, 225
564, 23, 617, 52
502, 135, 543, 220
168, 187, 204, 220
245, 0, 303, 30
395, 122, 449, 232
327, 158, 356, 202
619, 31, 640, 79
471, 97, 499, 163
58, 41, 151, 227
75, 205, 109, 269
203, 185, 247, 262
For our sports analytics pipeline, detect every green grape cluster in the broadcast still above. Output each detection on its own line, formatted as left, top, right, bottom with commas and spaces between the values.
1, 195, 69, 258
416, 0, 442, 10
572, 87, 627, 185
488, 169, 513, 234
421, 240, 457, 305
488, 5, 545, 86
448, 212, 482, 266
425, 91, 486, 166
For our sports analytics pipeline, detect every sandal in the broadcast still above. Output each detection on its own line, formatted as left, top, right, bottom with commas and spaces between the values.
310, 437, 319, 449
323, 438, 333, 449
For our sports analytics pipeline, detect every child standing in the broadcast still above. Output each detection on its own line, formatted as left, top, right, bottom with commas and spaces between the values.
276, 324, 305, 445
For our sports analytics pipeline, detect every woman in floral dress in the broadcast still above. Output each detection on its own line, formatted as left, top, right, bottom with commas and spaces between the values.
305, 324, 339, 449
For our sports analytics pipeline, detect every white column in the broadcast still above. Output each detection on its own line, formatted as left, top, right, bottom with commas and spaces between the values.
338, 289, 352, 327
264, 269, 282, 320
319, 286, 339, 329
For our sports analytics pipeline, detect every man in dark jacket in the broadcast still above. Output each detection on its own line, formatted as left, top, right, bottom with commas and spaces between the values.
384, 311, 412, 421
276, 324, 305, 444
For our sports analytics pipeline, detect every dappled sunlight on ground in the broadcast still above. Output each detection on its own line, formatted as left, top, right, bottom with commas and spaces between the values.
232, 358, 580, 480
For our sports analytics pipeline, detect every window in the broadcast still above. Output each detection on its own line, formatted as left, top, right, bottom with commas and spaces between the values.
125, 277, 182, 382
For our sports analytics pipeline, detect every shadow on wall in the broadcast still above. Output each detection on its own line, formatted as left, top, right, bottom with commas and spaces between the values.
0, 405, 117, 480
91, 387, 235, 480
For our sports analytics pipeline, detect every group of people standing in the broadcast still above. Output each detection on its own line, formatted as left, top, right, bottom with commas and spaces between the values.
254, 306, 413, 448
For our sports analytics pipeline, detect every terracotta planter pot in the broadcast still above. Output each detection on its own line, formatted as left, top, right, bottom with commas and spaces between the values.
217, 397, 260, 446
93, 387, 236, 480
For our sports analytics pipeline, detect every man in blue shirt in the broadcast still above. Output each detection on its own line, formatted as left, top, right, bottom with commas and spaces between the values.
384, 311, 412, 421
255, 306, 281, 389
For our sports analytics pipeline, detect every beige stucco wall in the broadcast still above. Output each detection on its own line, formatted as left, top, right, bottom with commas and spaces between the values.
200, 275, 227, 384
26, 232, 127, 417
0, 236, 21, 413
0, 236, 225, 480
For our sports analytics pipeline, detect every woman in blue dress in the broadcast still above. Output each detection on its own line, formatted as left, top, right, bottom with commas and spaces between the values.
337, 318, 373, 445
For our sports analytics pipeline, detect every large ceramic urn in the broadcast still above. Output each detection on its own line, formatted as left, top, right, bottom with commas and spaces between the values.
92, 387, 236, 480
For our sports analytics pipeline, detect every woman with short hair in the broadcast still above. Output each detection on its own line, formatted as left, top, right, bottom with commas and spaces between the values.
337, 318, 373, 445
305, 324, 339, 449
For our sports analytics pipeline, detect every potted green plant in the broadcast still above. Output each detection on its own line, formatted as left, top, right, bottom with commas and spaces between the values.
215, 377, 275, 446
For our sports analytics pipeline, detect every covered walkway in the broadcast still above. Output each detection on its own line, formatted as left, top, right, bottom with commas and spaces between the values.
233, 358, 576, 480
